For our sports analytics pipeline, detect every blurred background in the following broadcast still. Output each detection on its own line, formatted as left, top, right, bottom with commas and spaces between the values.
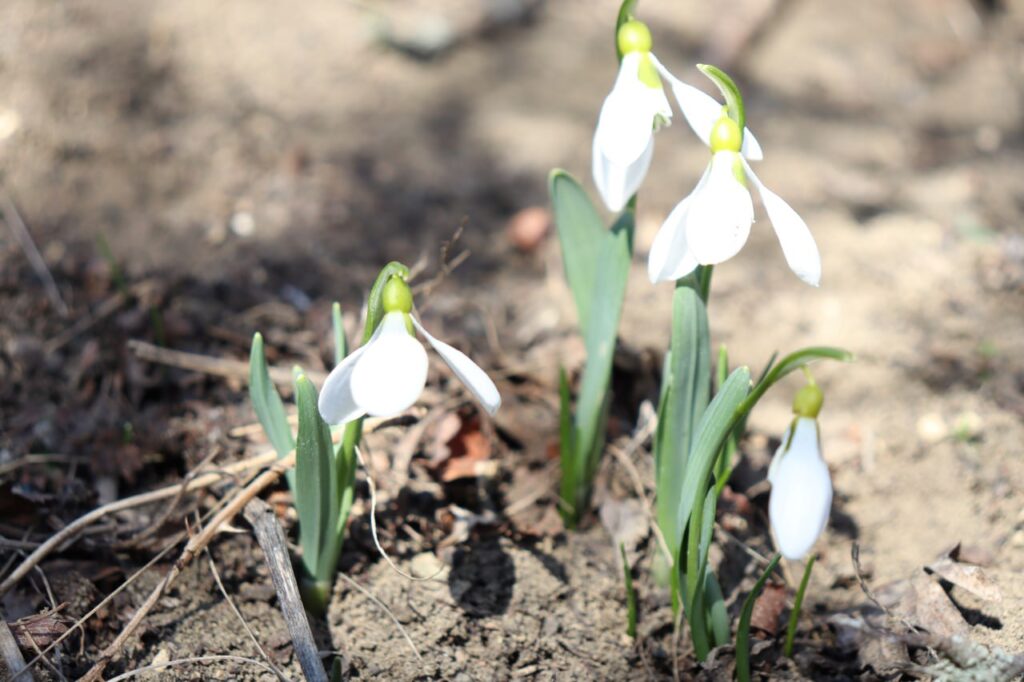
1, 0, 1023, 674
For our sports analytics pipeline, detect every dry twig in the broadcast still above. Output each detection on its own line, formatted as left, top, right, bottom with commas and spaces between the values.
0, 190, 68, 316
77, 452, 297, 681
0, 618, 32, 682
0, 450, 279, 597
127, 339, 325, 388
243, 499, 326, 682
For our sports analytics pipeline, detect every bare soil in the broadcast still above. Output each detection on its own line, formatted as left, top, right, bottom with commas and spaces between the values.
2, 0, 1023, 679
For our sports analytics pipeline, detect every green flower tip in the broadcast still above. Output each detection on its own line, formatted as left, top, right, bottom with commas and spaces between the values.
617, 20, 652, 55
381, 275, 413, 314
792, 383, 824, 419
710, 115, 742, 153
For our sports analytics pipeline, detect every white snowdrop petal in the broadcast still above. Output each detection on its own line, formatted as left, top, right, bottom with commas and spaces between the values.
647, 164, 712, 283
412, 316, 501, 415
594, 135, 654, 213
648, 54, 762, 159
741, 129, 763, 161
350, 312, 428, 418
742, 158, 821, 286
318, 344, 370, 425
769, 418, 832, 560
594, 54, 655, 164
684, 151, 754, 265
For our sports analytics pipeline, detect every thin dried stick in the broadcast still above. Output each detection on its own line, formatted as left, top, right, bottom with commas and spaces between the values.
104, 654, 282, 681
243, 499, 326, 682
0, 190, 68, 316
14, 468, 259, 681
120, 448, 226, 549
128, 339, 325, 387
0, 450, 279, 597
204, 546, 288, 681
0, 619, 32, 682
78, 453, 296, 682
43, 291, 128, 354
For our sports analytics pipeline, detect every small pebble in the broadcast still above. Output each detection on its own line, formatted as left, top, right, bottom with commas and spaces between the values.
916, 413, 948, 444
506, 206, 551, 253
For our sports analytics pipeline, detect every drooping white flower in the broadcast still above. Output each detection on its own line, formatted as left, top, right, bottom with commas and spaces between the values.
768, 416, 832, 561
591, 21, 673, 212
646, 73, 821, 286
318, 279, 501, 425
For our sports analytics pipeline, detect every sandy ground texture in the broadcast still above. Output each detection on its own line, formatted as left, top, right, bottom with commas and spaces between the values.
1, 0, 1023, 679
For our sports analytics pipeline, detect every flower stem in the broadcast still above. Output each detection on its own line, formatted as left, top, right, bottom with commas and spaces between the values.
784, 554, 816, 658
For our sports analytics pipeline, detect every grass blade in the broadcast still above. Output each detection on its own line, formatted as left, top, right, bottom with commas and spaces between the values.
784, 555, 816, 657
331, 302, 347, 366
736, 553, 782, 682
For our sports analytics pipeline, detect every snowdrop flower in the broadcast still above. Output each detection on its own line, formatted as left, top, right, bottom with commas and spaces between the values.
591, 20, 672, 212
768, 383, 832, 560
647, 88, 821, 286
318, 276, 501, 424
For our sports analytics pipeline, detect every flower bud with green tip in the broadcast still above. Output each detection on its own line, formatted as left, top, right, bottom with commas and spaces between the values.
318, 275, 501, 423
767, 379, 831, 560
647, 65, 821, 287
592, 18, 673, 212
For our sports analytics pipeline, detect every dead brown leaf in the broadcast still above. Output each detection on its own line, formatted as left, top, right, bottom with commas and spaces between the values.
927, 551, 1003, 603
430, 413, 494, 482
750, 581, 787, 636
902, 572, 970, 638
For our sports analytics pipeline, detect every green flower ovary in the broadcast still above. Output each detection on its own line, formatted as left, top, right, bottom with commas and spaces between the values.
792, 384, 824, 419
709, 115, 742, 153
381, 276, 413, 314
617, 20, 652, 55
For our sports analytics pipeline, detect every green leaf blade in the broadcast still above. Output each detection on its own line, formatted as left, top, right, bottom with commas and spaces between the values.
674, 366, 751, 547
549, 169, 607, 332
295, 374, 338, 582
656, 285, 711, 559
249, 333, 296, 487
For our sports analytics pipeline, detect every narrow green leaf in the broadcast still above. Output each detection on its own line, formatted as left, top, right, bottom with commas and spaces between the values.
248, 333, 296, 488
573, 212, 633, 502
331, 302, 347, 366
656, 285, 711, 561
363, 261, 410, 344
295, 374, 337, 582
697, 64, 745, 132
558, 367, 578, 525
653, 350, 672, 484
736, 554, 782, 682
705, 572, 730, 647
713, 345, 738, 490
620, 543, 637, 639
549, 169, 606, 332
675, 367, 750, 547
784, 555, 816, 658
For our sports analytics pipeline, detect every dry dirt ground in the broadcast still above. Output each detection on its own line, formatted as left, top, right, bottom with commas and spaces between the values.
1, 0, 1023, 679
